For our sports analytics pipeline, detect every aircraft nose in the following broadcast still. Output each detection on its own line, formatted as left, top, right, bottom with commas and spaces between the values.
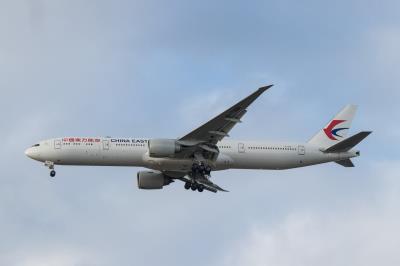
25, 147, 41, 160
25, 147, 33, 158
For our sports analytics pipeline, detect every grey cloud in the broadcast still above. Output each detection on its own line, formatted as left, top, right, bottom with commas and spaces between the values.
219, 162, 400, 266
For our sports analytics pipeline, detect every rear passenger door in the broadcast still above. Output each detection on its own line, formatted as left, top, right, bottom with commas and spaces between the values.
298, 145, 305, 155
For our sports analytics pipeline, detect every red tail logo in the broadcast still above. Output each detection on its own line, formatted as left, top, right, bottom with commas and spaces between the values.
324, 120, 348, 140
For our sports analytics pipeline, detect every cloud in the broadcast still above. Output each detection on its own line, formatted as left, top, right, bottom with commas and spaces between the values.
0, 1, 399, 266
12, 249, 94, 266
220, 161, 400, 266
178, 88, 237, 129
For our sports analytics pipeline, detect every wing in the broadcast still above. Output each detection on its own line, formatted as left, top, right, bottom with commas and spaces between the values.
179, 85, 273, 145
166, 86, 272, 193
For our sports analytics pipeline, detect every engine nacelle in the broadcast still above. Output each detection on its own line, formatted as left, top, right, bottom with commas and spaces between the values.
137, 171, 172, 189
148, 139, 181, 158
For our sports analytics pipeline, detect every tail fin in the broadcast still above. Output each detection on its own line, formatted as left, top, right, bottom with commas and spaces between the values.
308, 105, 357, 148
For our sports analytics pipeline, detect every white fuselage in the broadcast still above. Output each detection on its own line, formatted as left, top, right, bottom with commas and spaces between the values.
25, 137, 359, 171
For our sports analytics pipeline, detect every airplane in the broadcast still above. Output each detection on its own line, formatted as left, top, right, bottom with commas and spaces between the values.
25, 85, 371, 193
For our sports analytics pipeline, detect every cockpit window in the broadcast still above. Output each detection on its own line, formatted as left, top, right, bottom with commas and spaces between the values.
32, 144, 40, 147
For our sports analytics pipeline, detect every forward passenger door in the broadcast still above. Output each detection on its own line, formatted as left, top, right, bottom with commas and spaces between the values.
103, 139, 110, 150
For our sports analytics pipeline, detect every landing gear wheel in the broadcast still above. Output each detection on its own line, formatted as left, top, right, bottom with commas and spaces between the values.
190, 183, 198, 191
184, 182, 191, 190
50, 170, 56, 177
197, 184, 204, 192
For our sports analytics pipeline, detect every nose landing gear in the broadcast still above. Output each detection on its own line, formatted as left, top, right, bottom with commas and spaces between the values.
45, 161, 56, 177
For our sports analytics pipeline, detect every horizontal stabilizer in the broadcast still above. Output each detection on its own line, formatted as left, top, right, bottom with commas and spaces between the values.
335, 159, 354, 167
325, 131, 372, 153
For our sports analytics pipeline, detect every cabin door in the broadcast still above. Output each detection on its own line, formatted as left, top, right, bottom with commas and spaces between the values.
238, 143, 245, 153
54, 139, 61, 149
103, 139, 110, 150
298, 145, 305, 155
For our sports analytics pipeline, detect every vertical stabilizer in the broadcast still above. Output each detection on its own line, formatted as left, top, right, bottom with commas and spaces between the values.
308, 105, 357, 148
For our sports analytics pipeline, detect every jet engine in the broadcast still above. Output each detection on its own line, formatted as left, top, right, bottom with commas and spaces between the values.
137, 171, 173, 189
148, 139, 181, 158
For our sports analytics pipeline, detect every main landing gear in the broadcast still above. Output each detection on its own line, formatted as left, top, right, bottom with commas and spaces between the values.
184, 162, 211, 192
191, 162, 211, 177
184, 181, 204, 192
45, 161, 56, 177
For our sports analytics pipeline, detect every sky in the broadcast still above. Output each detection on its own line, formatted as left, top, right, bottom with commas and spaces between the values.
1, 0, 400, 265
